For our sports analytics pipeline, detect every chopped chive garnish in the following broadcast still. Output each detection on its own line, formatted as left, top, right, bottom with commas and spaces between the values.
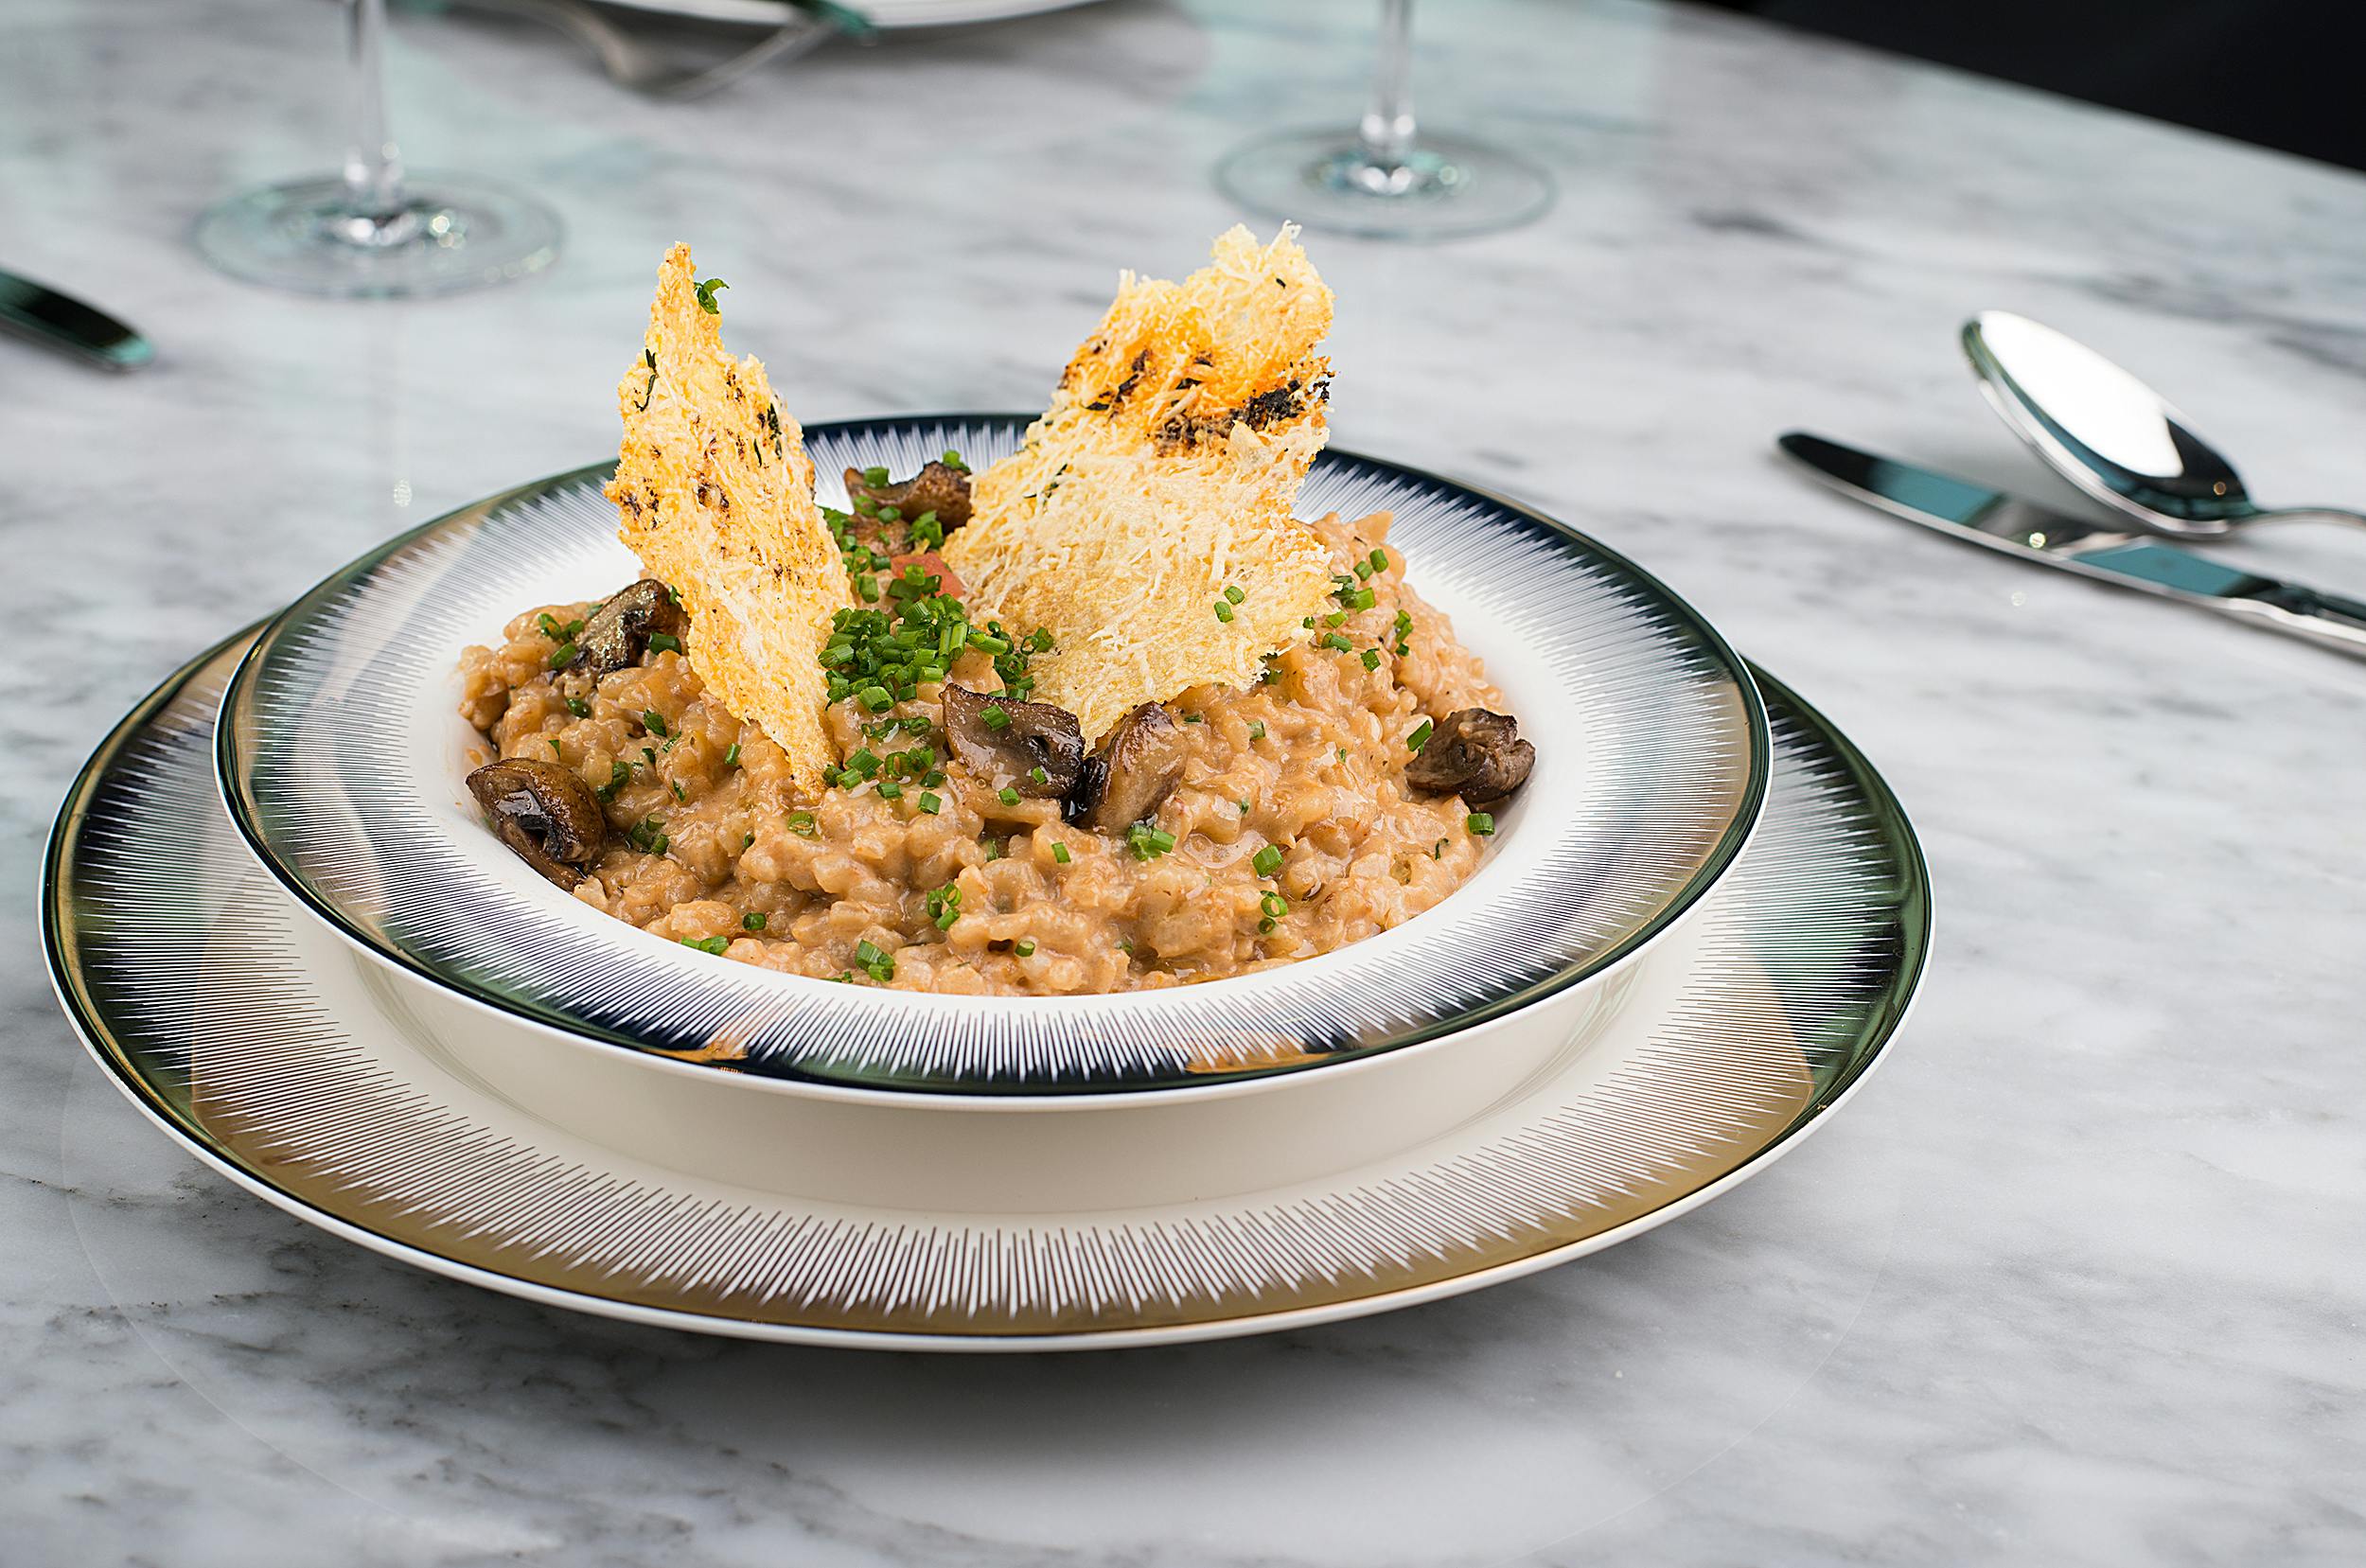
1248, 720, 1266, 741
627, 817, 668, 854
724, 742, 741, 766
787, 810, 817, 837
1224, 585, 1245, 605
853, 940, 894, 982
642, 710, 668, 737
1361, 649, 1381, 670
919, 791, 943, 814
1015, 939, 1036, 957
1125, 822, 1177, 861
860, 685, 893, 713
942, 449, 970, 471
1252, 844, 1283, 876
1301, 616, 1316, 629
565, 696, 592, 718
1052, 842, 1071, 864
1325, 610, 1348, 627
1353, 560, 1374, 580
1467, 812, 1495, 836
1407, 718, 1434, 751
1238, 800, 1250, 813
648, 632, 681, 655
744, 831, 756, 848
878, 780, 903, 799
549, 642, 577, 670
1182, 713, 1202, 723
1029, 766, 1050, 786
1261, 891, 1289, 920
670, 780, 687, 802
981, 704, 1010, 731
1338, 587, 1375, 611
1369, 548, 1389, 573
998, 785, 1020, 805
927, 882, 962, 929
1214, 601, 1234, 623
861, 465, 890, 485
981, 837, 1004, 861
680, 935, 730, 956
694, 277, 729, 313
856, 574, 880, 603
1322, 633, 1354, 652
742, 912, 768, 931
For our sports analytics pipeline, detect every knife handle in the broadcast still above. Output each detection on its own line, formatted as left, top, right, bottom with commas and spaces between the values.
2230, 580, 2366, 659
0, 271, 152, 371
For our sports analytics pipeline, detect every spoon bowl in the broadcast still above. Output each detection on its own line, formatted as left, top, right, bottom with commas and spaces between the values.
1963, 310, 2366, 539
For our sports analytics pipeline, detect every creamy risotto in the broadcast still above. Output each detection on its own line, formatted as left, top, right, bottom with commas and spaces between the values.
458, 501, 1534, 995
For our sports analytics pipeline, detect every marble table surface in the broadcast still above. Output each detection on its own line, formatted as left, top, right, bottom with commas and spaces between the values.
8, 0, 2363, 1560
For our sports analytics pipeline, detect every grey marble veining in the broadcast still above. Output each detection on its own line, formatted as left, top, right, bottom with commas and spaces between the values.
5, 0, 2364, 1562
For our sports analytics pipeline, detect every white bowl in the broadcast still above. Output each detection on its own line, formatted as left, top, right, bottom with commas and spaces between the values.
216, 416, 1769, 1096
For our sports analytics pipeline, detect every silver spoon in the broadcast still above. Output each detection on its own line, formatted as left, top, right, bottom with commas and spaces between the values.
1962, 308, 2366, 539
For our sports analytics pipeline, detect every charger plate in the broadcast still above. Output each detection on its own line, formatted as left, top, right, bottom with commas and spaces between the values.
214, 416, 1768, 1093
46, 629, 1927, 1348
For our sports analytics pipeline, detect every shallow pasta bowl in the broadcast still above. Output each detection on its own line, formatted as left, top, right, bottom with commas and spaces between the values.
215, 414, 1769, 1095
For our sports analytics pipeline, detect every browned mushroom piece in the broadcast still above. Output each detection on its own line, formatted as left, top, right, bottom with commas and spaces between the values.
847, 461, 973, 530
467, 757, 609, 888
941, 684, 1087, 798
572, 578, 688, 679
1405, 708, 1534, 807
1068, 702, 1190, 831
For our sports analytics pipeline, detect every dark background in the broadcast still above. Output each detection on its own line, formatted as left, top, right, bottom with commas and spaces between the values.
1700, 0, 2366, 173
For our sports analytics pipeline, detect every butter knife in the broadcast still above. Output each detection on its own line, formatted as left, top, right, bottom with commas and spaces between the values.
1778, 432, 2366, 661
0, 269, 152, 371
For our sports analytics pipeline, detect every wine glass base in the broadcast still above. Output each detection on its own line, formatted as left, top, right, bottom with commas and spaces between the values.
1215, 126, 1553, 240
193, 171, 563, 299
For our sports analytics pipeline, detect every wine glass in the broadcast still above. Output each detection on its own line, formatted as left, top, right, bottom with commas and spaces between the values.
1214, 0, 1552, 241
193, 0, 562, 297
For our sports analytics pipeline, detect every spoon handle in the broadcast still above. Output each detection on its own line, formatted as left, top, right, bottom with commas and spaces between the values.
2260, 505, 2366, 531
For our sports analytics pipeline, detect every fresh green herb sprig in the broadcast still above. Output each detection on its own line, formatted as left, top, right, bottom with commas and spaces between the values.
695, 277, 729, 314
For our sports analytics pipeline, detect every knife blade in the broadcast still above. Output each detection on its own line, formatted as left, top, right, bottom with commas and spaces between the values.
0, 269, 152, 372
1777, 432, 2366, 661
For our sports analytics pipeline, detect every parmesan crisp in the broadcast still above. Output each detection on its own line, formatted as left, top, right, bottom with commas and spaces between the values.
604, 244, 847, 796
944, 225, 1337, 743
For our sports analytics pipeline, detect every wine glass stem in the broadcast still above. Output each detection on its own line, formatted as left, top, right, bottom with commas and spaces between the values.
1357, 0, 1417, 169
343, 0, 409, 223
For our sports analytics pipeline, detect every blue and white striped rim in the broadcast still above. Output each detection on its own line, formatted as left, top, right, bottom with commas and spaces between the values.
214, 417, 1770, 1093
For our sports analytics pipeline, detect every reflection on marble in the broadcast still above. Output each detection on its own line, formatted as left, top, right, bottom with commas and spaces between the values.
4, 0, 2363, 1562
